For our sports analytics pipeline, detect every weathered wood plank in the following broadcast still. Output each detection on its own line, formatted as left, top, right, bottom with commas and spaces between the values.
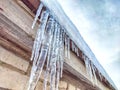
21, 0, 39, 12
0, 87, 11, 90
0, 36, 30, 60
0, 14, 32, 60
0, 13, 33, 52
16, 0, 35, 17
0, 0, 39, 38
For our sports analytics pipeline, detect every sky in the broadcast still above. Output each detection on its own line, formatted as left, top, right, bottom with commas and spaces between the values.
57, 0, 120, 89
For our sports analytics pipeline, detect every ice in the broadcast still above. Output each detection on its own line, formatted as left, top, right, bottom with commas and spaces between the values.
83, 53, 98, 86
29, 2, 80, 90
83, 55, 89, 76
91, 64, 98, 85
83, 54, 94, 84
28, 10, 49, 90
74, 46, 79, 56
29, 6, 100, 89
71, 41, 79, 56
64, 34, 68, 58
59, 29, 65, 78
43, 17, 55, 90
29, 14, 66, 90
31, 10, 49, 63
99, 72, 103, 81
49, 22, 59, 90
67, 36, 70, 59
76, 47, 79, 56
40, 1, 117, 89
32, 3, 43, 29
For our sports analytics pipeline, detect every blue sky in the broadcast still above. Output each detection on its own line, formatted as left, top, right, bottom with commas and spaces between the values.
57, 0, 120, 89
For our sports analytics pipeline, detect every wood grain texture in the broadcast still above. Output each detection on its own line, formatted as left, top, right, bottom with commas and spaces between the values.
0, 13, 32, 60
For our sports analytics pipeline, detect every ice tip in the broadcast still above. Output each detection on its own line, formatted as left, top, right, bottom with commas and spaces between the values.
31, 24, 34, 29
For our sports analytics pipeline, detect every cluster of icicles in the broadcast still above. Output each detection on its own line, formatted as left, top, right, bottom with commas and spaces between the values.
28, 3, 70, 90
28, 3, 103, 90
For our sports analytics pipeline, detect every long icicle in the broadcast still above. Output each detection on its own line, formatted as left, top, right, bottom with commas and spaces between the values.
67, 36, 70, 59
43, 17, 55, 90
76, 47, 79, 57
64, 33, 68, 58
31, 10, 49, 64
28, 10, 49, 90
49, 22, 59, 90
55, 26, 63, 90
88, 61, 93, 85
29, 10, 49, 83
60, 29, 65, 78
29, 2, 89, 90
91, 64, 98, 85
85, 57, 90, 76
99, 72, 103, 81
51, 23, 60, 90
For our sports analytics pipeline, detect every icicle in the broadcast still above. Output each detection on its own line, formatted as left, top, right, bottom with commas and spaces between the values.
56, 60, 60, 90
49, 22, 60, 90
88, 60, 93, 84
67, 36, 70, 59
76, 47, 79, 56
43, 17, 55, 90
83, 54, 98, 86
74, 45, 78, 55
29, 4, 67, 90
56, 51, 61, 90
35, 16, 55, 86
99, 72, 103, 81
64, 34, 68, 58
31, 10, 49, 64
83, 55, 89, 76
83, 56, 93, 84
60, 29, 65, 78
28, 10, 50, 90
72, 42, 79, 57
71, 41, 74, 51
32, 3, 43, 29
55, 28, 64, 90
91, 64, 98, 85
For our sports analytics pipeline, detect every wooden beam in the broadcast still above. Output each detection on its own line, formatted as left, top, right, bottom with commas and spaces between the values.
0, 13, 33, 52
0, 36, 30, 60
0, 0, 39, 38
0, 87, 11, 90
21, 0, 40, 12
0, 13, 32, 60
